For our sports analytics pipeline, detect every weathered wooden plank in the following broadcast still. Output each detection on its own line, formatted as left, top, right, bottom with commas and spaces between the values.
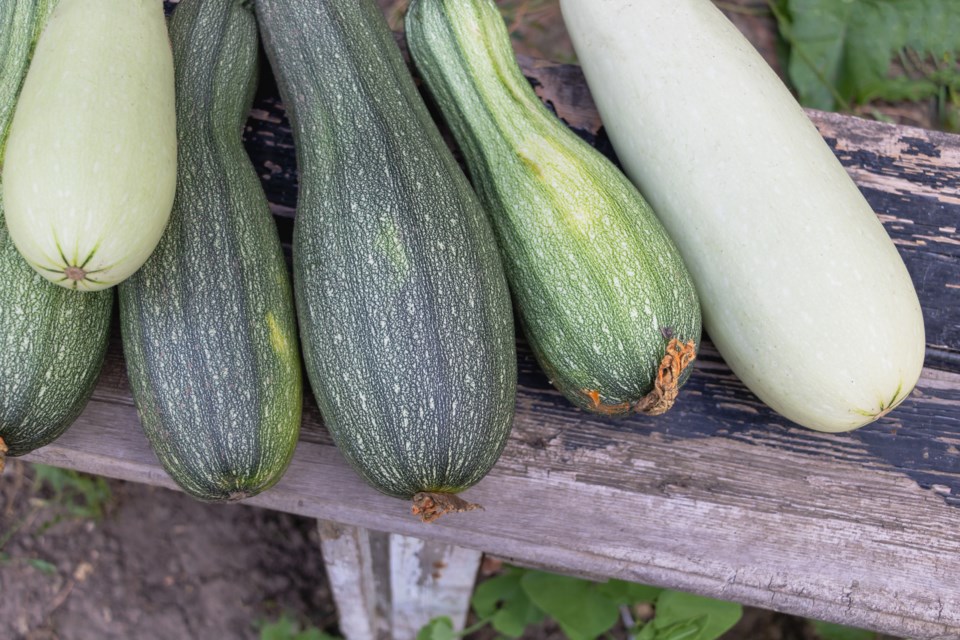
21, 380, 960, 639
85, 323, 960, 511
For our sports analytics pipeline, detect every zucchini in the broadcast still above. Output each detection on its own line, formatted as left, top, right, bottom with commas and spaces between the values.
0, 0, 112, 467
2, 0, 176, 291
118, 0, 301, 501
255, 0, 517, 520
406, 0, 701, 416
561, 0, 926, 432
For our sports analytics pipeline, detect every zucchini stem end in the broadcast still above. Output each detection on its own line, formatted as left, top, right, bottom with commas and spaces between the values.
412, 492, 483, 523
634, 338, 698, 416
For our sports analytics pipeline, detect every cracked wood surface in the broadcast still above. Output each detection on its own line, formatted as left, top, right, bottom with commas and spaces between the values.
21, 26, 960, 640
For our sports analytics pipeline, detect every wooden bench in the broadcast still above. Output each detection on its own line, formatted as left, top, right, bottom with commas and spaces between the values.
20, 44, 960, 640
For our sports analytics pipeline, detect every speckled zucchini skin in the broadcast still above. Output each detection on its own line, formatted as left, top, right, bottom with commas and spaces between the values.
0, 0, 112, 458
255, 0, 517, 500
406, 0, 701, 415
119, 0, 302, 502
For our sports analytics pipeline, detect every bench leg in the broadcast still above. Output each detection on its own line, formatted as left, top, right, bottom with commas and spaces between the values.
317, 521, 482, 640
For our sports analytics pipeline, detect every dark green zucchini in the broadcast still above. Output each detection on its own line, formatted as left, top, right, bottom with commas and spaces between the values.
0, 0, 112, 467
255, 0, 516, 520
118, 0, 301, 501
406, 0, 702, 416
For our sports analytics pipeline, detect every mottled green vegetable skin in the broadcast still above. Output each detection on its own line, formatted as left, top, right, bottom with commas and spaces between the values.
0, 0, 112, 458
255, 0, 516, 501
406, 0, 701, 415
119, 0, 302, 502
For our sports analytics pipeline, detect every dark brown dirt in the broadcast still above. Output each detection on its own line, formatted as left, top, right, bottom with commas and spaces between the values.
0, 460, 335, 640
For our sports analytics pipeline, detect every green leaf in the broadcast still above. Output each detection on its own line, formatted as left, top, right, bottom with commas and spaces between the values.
491, 593, 543, 638
653, 591, 742, 640
258, 615, 339, 640
416, 617, 456, 640
636, 623, 658, 640
260, 617, 298, 640
777, 0, 855, 109
520, 572, 619, 640
472, 570, 524, 619
31, 464, 112, 521
492, 607, 527, 637
651, 617, 707, 640
596, 579, 663, 605
295, 630, 338, 640
811, 620, 876, 640
26, 558, 58, 575
773, 0, 960, 112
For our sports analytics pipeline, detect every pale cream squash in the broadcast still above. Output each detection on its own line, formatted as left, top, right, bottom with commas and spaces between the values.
3, 0, 176, 291
560, 0, 925, 432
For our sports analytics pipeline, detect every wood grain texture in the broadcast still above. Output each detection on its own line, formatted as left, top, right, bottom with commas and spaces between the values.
25, 7, 960, 638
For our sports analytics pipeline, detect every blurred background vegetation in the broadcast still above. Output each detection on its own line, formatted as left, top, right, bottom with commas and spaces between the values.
379, 0, 960, 132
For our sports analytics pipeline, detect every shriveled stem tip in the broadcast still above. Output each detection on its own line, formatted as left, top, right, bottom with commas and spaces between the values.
412, 492, 483, 523
0, 436, 8, 474
634, 338, 698, 416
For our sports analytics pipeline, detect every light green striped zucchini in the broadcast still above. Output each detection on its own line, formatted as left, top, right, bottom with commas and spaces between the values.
406, 0, 702, 416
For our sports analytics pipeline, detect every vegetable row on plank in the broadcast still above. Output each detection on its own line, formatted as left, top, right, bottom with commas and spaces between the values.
0, 0, 926, 521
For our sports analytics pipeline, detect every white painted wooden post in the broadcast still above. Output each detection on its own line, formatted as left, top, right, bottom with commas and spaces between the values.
389, 534, 483, 638
317, 521, 482, 640
317, 521, 387, 640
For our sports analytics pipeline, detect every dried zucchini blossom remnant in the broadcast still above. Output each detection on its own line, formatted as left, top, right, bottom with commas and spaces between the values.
412, 492, 483, 523
635, 338, 698, 416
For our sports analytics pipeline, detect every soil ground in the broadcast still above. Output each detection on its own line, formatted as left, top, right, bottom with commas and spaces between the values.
0, 461, 335, 640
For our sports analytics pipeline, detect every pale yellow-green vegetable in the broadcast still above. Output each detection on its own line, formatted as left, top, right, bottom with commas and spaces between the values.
561, 0, 925, 432
2, 0, 176, 291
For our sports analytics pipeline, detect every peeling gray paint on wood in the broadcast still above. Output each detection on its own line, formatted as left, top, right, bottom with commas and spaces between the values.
317, 521, 479, 640
317, 521, 383, 640
389, 534, 481, 639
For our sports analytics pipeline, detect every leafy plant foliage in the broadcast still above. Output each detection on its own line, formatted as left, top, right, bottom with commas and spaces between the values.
0, 464, 112, 579
811, 620, 881, 640
30, 464, 112, 522
258, 613, 339, 640
770, 0, 960, 129
432, 566, 742, 640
